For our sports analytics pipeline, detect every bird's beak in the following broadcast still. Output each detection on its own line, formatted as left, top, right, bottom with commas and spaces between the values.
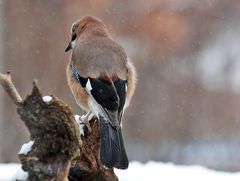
65, 41, 73, 52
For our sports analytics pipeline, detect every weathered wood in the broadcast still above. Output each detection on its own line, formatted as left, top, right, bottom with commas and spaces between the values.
17, 82, 81, 181
0, 72, 118, 181
69, 120, 118, 181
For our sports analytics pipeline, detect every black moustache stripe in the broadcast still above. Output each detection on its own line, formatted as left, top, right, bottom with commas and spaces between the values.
71, 33, 77, 41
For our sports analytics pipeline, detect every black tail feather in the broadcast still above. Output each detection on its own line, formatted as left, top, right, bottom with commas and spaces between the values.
99, 116, 129, 169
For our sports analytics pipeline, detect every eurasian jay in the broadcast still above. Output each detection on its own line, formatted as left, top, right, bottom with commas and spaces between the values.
65, 16, 137, 169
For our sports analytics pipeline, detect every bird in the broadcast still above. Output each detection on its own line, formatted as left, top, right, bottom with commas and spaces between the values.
65, 16, 137, 169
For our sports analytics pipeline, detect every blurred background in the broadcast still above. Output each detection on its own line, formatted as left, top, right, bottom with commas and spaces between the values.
1, 0, 240, 172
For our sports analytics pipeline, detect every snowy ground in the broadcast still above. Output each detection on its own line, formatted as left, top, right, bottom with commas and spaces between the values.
1, 161, 240, 181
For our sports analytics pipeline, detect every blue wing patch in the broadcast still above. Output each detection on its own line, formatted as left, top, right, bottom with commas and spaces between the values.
70, 64, 87, 87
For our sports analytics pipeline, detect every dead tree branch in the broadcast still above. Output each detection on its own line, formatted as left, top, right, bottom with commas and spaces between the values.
0, 72, 22, 104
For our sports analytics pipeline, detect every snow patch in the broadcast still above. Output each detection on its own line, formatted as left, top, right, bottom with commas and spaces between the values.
42, 96, 53, 103
74, 115, 85, 136
0, 161, 240, 181
1, 162, 240, 181
0, 164, 20, 181
19, 140, 34, 155
13, 168, 28, 181
115, 161, 240, 181
74, 114, 81, 122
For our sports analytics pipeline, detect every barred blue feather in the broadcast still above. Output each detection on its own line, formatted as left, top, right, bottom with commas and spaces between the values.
70, 64, 81, 83
70, 64, 87, 86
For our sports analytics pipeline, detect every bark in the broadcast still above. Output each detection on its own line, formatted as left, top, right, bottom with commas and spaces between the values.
69, 120, 118, 181
0, 72, 118, 181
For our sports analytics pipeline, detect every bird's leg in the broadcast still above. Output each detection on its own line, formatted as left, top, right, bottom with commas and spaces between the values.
79, 111, 95, 134
80, 111, 91, 123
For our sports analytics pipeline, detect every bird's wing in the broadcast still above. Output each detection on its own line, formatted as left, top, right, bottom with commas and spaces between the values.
70, 64, 129, 169
70, 64, 127, 127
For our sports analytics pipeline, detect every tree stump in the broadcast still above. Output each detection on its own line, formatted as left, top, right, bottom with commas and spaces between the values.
0, 72, 118, 181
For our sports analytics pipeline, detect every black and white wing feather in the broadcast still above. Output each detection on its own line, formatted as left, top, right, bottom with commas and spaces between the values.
70, 64, 129, 169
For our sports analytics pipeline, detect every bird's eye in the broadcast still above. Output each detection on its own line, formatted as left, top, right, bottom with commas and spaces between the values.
71, 24, 78, 33
72, 27, 75, 33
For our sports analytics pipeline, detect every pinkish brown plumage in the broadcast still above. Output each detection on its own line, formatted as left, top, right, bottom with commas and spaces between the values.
65, 16, 137, 169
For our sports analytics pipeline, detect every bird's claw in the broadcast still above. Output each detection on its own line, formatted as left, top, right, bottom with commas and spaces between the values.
81, 112, 95, 122
75, 112, 94, 136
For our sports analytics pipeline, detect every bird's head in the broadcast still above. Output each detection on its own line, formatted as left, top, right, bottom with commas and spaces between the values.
65, 16, 108, 52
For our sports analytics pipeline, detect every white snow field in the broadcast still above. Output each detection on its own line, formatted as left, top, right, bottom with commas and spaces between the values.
1, 161, 240, 181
